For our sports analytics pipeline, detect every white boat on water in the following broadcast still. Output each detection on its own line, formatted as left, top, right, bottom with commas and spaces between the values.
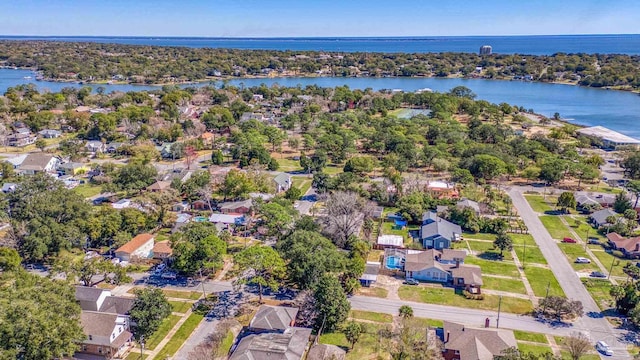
23, 76, 32, 79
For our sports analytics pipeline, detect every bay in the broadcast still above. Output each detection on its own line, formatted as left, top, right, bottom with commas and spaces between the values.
2, 68, 639, 138
2, 35, 640, 55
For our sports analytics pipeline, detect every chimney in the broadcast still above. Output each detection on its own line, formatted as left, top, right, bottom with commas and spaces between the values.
455, 260, 460, 268
446, 331, 450, 343
636, 243, 640, 252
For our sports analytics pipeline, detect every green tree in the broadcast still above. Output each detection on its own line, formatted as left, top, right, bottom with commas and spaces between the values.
556, 192, 577, 213
256, 201, 296, 237
493, 233, 513, 257
235, 246, 286, 303
171, 234, 226, 276
313, 274, 350, 332
285, 186, 302, 200
0, 271, 85, 359
627, 180, 640, 209
34, 138, 47, 152
342, 321, 362, 350
466, 154, 507, 181
114, 162, 158, 191
129, 288, 172, 341
614, 192, 632, 214
219, 169, 255, 200
211, 149, 224, 165
0, 247, 21, 271
622, 151, 640, 179
398, 305, 414, 319
539, 158, 567, 184
343, 156, 375, 175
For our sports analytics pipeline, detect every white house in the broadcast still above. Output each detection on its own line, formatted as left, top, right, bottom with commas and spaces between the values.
112, 199, 132, 209
17, 153, 60, 175
79, 312, 132, 358
273, 173, 292, 193
115, 233, 155, 262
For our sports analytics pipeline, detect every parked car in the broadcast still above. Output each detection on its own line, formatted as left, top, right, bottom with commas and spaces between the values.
587, 238, 600, 245
596, 341, 613, 356
575, 257, 591, 264
154, 263, 167, 274
590, 271, 607, 278
404, 278, 419, 285
161, 272, 177, 280
562, 237, 577, 243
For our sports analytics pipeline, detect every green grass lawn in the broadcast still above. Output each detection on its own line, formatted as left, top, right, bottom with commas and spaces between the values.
466, 240, 513, 260
540, 216, 573, 240
560, 351, 600, 360
557, 243, 596, 271
524, 267, 565, 297
380, 221, 407, 242
350, 310, 393, 323
581, 278, 615, 311
145, 314, 181, 350
321, 323, 390, 360
161, 289, 202, 300
125, 352, 148, 360
514, 330, 548, 344
465, 257, 521, 278
568, 216, 606, 242
73, 183, 103, 198
515, 245, 548, 265
518, 343, 554, 357
291, 176, 312, 195
217, 331, 235, 357
590, 249, 629, 278
482, 276, 527, 294
525, 195, 555, 213
464, 232, 497, 241
276, 158, 303, 172
154, 313, 204, 360
398, 286, 533, 314
412, 317, 444, 328
324, 164, 344, 175
511, 234, 536, 246
169, 301, 192, 314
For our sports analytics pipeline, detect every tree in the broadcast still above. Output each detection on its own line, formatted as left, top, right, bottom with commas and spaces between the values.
614, 192, 632, 214
0, 270, 85, 359
494, 233, 513, 258
557, 192, 577, 213
129, 288, 172, 341
565, 332, 591, 360
465, 154, 506, 181
399, 305, 414, 319
383, 317, 443, 360
285, 186, 302, 200
536, 296, 584, 321
0, 247, 21, 271
343, 156, 375, 175
35, 138, 47, 152
539, 158, 567, 184
211, 149, 224, 165
342, 321, 362, 350
256, 201, 296, 237
235, 246, 286, 303
313, 274, 350, 332
622, 151, 640, 179
321, 191, 373, 247
171, 234, 226, 276
114, 162, 158, 191
627, 180, 640, 209
218, 169, 255, 200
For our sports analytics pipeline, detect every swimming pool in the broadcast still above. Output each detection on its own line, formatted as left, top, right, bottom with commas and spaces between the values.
194, 216, 208, 222
386, 256, 403, 270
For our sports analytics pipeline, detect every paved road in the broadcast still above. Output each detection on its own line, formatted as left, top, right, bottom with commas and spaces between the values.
172, 318, 220, 360
509, 186, 631, 359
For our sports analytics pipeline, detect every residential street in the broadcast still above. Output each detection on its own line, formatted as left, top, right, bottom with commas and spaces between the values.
508, 186, 631, 359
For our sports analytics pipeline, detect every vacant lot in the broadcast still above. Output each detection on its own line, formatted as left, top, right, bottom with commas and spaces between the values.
540, 216, 573, 240
525, 195, 554, 213
145, 314, 181, 350
350, 310, 393, 323
465, 257, 520, 278
514, 330, 548, 344
582, 278, 615, 311
515, 245, 547, 265
482, 276, 527, 294
524, 267, 565, 297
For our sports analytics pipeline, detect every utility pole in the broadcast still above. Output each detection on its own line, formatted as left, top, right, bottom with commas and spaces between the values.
140, 335, 144, 360
541, 281, 551, 316
608, 257, 616, 279
496, 296, 502, 328
522, 240, 526, 270
199, 268, 207, 299
584, 227, 589, 251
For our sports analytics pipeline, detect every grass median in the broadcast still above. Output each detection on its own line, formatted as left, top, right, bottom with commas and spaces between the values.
524, 267, 565, 297
539, 216, 573, 240
153, 313, 204, 359
514, 330, 548, 344
482, 276, 527, 294
525, 195, 554, 213
144, 314, 181, 351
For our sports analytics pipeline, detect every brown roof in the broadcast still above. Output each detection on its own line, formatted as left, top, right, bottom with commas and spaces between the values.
18, 153, 56, 171
306, 344, 346, 360
153, 240, 173, 256
404, 250, 445, 272
80, 312, 118, 341
440, 249, 467, 261
450, 265, 483, 286
443, 321, 517, 360
607, 232, 640, 253
250, 305, 298, 331
115, 233, 154, 254
230, 327, 311, 360
147, 180, 171, 191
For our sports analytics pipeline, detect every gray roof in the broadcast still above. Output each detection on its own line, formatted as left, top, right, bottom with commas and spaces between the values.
420, 212, 462, 241
450, 264, 483, 286
273, 173, 291, 187
230, 327, 311, 360
99, 296, 134, 315
220, 199, 253, 210
18, 153, 57, 171
80, 311, 118, 342
590, 209, 617, 225
250, 305, 299, 331
75, 286, 105, 302
306, 344, 346, 360
361, 262, 380, 281
457, 198, 481, 213
443, 321, 517, 360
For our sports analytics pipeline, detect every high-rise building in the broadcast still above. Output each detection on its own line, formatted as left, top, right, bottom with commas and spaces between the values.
479, 45, 492, 55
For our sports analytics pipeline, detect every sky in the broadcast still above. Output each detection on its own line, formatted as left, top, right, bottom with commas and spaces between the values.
1, 0, 638, 37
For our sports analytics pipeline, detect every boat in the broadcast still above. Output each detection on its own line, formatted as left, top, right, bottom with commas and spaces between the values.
23, 76, 32, 80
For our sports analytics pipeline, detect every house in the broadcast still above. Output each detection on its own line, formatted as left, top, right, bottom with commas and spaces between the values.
219, 199, 253, 214
86, 140, 106, 153
359, 262, 380, 287
404, 249, 465, 283
306, 344, 346, 360
426, 180, 459, 199
576, 194, 601, 212
273, 173, 292, 193
112, 199, 132, 209
106, 142, 125, 153
152, 240, 173, 260
576, 191, 616, 208
1, 183, 17, 193
607, 233, 640, 258
172, 201, 191, 212
249, 305, 298, 332
450, 264, 483, 294
8, 130, 36, 147
172, 213, 192, 233
577, 126, 640, 150
147, 180, 172, 192
77, 311, 133, 359
59, 162, 90, 175
5, 154, 28, 168
456, 198, 481, 215
590, 209, 617, 227
38, 129, 62, 138
209, 213, 245, 226
229, 327, 312, 360
17, 153, 60, 174
439, 321, 517, 360
75, 286, 134, 314
376, 234, 404, 249
192, 199, 210, 210
418, 211, 462, 249
114, 233, 155, 262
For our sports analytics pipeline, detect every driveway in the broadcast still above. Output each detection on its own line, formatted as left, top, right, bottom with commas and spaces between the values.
509, 186, 630, 358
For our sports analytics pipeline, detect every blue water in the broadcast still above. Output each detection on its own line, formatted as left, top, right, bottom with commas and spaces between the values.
2, 68, 640, 138
2, 35, 640, 55
386, 256, 403, 270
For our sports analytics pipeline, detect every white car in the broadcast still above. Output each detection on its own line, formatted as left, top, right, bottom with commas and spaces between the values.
596, 341, 613, 356
575, 257, 591, 264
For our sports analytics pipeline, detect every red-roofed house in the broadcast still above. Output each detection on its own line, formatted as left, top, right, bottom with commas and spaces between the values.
115, 234, 155, 262
607, 232, 640, 258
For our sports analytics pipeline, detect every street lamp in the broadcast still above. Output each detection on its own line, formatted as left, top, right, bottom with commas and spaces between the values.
140, 335, 145, 360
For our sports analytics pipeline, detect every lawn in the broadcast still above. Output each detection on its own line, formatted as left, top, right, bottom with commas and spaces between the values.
125, 352, 148, 360
590, 249, 629, 278
517, 343, 554, 357
467, 240, 513, 260
350, 310, 393, 323
161, 289, 202, 300
145, 314, 181, 350
169, 300, 192, 314
380, 221, 407, 242
558, 243, 595, 271
515, 245, 548, 265
398, 286, 533, 314
464, 232, 497, 241
357, 286, 388, 298
73, 183, 103, 198
581, 278, 615, 311
465, 257, 520, 278
321, 323, 391, 360
276, 158, 303, 172
568, 216, 606, 242
291, 176, 312, 195
324, 164, 344, 175
482, 276, 527, 295
525, 195, 554, 213
511, 234, 536, 246
412, 317, 444, 328
514, 330, 548, 344
560, 352, 600, 360
217, 331, 235, 357
524, 267, 565, 297
153, 313, 204, 359
539, 216, 573, 240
